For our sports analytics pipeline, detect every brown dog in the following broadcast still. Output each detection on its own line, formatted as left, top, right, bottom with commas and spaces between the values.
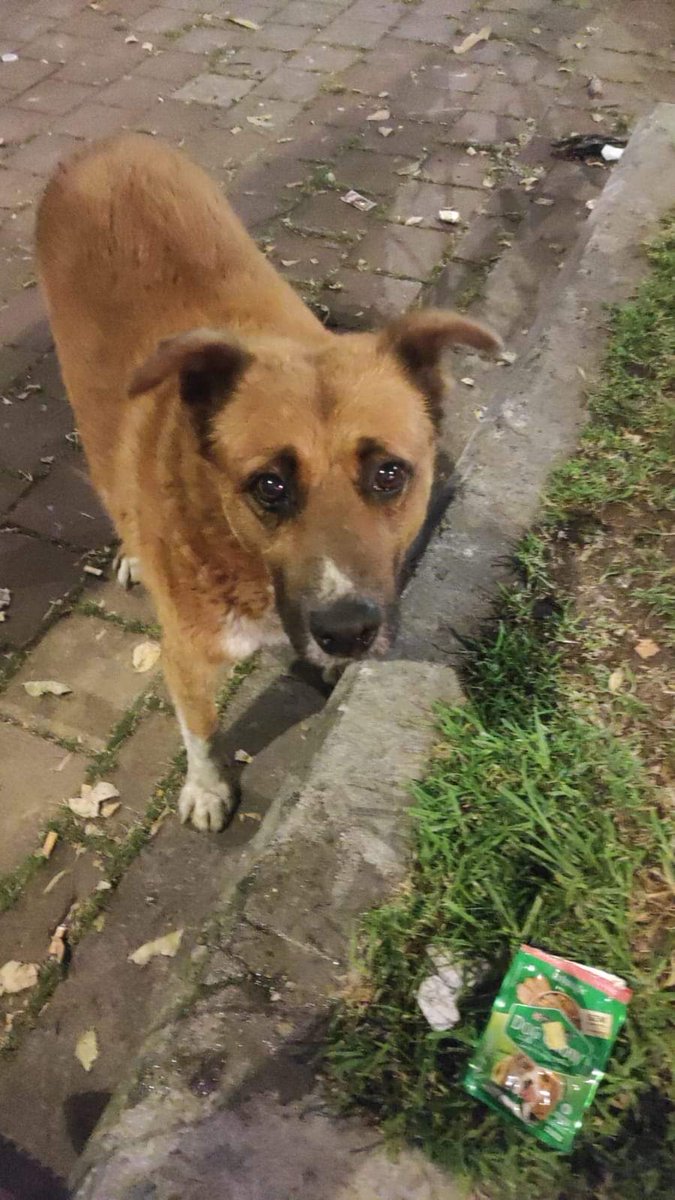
36, 134, 500, 832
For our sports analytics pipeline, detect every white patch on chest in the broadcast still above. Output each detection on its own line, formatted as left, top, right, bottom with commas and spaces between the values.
220, 609, 286, 661
317, 558, 356, 603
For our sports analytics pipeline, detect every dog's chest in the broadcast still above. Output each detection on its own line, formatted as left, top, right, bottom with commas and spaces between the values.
220, 608, 286, 661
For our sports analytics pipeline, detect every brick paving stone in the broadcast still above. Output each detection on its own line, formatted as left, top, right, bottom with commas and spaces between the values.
452, 215, 511, 264
173, 72, 256, 108
134, 48, 206, 84
356, 120, 437, 157
0, 723, 86, 875
318, 269, 421, 328
275, 0, 349, 25
175, 26, 235, 55
14, 79, 95, 115
0, 57, 57, 97
0, 106, 48, 145
420, 146, 492, 189
388, 178, 470, 225
333, 148, 421, 197
97, 72, 172, 110
83, 577, 158, 630
444, 109, 525, 146
0, 614, 160, 752
0, 167, 42, 210
56, 99, 141, 140
4, 132, 79, 176
131, 98, 223, 141
348, 223, 450, 281
392, 14, 459, 44
289, 189, 371, 238
287, 43, 360, 73
0, 531, 82, 653
321, 17, 388, 51
250, 23, 315, 52
264, 226, 348, 283
221, 47, 288, 80
0, 388, 74, 475
0, 470, 28, 514
10, 454, 114, 549
347, 0, 407, 27
133, 5, 193, 34
106, 710, 180, 822
388, 82, 463, 125
425, 62, 483, 93
255, 66, 324, 103
225, 94, 305, 134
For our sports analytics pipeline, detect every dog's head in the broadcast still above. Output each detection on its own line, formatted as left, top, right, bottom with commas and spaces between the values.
129, 311, 501, 667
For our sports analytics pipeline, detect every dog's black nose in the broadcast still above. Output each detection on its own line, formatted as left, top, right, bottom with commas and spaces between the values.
309, 597, 382, 658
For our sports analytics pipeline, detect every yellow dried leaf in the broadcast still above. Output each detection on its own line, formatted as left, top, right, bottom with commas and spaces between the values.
453, 25, 491, 55
227, 15, 259, 30
132, 640, 161, 673
635, 638, 660, 659
0, 960, 39, 996
75, 1028, 98, 1072
23, 679, 72, 697
129, 928, 183, 966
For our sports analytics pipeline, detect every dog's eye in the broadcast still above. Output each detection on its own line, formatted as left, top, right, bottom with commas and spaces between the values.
372, 461, 408, 495
251, 472, 288, 509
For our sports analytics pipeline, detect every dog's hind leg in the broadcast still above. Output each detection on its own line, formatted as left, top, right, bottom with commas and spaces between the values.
161, 634, 234, 833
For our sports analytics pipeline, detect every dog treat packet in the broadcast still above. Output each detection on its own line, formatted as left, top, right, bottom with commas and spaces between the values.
464, 944, 632, 1151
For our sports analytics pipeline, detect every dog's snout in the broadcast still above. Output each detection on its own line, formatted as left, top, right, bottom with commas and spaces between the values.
309, 597, 382, 658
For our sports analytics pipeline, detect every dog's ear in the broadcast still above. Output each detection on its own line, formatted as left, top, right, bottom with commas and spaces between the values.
379, 310, 503, 424
128, 328, 253, 453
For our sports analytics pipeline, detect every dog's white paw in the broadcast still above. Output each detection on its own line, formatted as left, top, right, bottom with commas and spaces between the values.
178, 778, 233, 832
113, 552, 141, 590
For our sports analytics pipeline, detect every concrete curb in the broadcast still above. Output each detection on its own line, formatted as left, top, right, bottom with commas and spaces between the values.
72, 661, 464, 1200
399, 103, 675, 660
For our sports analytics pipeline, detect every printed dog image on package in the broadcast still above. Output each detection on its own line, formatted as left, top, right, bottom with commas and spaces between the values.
464, 945, 632, 1151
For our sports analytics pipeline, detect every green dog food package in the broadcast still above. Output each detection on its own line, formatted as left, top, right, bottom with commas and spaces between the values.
464, 944, 632, 1151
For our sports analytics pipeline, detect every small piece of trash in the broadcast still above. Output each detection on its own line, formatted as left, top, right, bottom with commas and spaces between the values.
41, 830, 58, 859
49, 924, 68, 963
635, 638, 660, 659
280, 259, 300, 267
54, 752, 72, 773
341, 189, 376, 212
378, 126, 394, 137
466, 146, 477, 156
75, 1029, 98, 1072
453, 25, 491, 55
234, 748, 253, 764
500, 349, 518, 364
141, 41, 154, 52
534, 197, 555, 206
438, 208, 460, 224
417, 952, 464, 1031
83, 564, 103, 576
366, 108, 390, 122
23, 679, 72, 698
124, 34, 138, 44
227, 15, 259, 30
0, 960, 39, 996
396, 160, 423, 177
601, 144, 624, 162
132, 640, 161, 672
482, 176, 495, 189
461, 377, 476, 387
586, 199, 596, 211
246, 114, 273, 128
591, 112, 604, 124
1, 53, 19, 64
231, 125, 242, 135
67, 781, 120, 820
587, 76, 604, 98
404, 215, 424, 226
95, 880, 112, 892
129, 928, 183, 966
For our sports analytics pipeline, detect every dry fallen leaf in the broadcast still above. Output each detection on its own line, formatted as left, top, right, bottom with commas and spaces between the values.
635, 638, 660, 659
67, 781, 120, 819
75, 1028, 99, 1072
404, 215, 424, 226
227, 15, 259, 30
438, 208, 460, 224
23, 680, 72, 698
132, 640, 161, 673
101, 800, 121, 818
378, 126, 394, 137
608, 668, 624, 694
0, 960, 39, 996
129, 928, 183, 966
41, 830, 58, 859
453, 25, 491, 55
366, 108, 390, 122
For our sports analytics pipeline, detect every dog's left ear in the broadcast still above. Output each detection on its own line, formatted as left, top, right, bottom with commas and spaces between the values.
379, 310, 503, 424
128, 328, 253, 453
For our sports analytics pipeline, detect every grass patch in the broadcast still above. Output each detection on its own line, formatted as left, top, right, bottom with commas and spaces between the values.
327, 220, 675, 1197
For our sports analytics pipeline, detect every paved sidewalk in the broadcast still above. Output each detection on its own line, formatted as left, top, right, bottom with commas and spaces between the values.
0, 0, 673, 1191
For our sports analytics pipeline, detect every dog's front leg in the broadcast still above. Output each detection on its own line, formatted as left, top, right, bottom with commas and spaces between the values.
162, 637, 234, 832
